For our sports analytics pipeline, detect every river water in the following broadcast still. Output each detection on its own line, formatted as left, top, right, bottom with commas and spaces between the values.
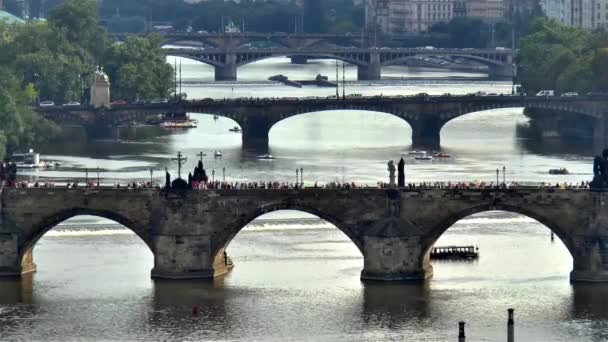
1, 58, 606, 341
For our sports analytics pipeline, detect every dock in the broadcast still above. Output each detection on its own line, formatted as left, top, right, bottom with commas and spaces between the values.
430, 245, 479, 260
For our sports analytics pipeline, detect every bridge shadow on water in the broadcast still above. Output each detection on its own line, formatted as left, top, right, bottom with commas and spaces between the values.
515, 123, 597, 157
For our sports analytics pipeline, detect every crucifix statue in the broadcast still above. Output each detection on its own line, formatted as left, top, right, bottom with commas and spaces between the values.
171, 151, 188, 179
196, 151, 206, 163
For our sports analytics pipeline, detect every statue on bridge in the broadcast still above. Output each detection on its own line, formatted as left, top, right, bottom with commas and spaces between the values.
398, 157, 405, 188
388, 160, 396, 188
591, 149, 608, 189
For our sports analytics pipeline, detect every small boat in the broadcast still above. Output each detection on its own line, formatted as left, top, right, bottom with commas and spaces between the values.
12, 149, 60, 169
214, 151, 222, 157
408, 150, 428, 156
258, 154, 275, 160
549, 168, 569, 175
433, 152, 451, 158
160, 119, 198, 128
229, 126, 241, 133
415, 155, 433, 160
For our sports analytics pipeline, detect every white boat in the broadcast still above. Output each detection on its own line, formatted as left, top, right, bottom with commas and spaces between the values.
12, 149, 60, 169
229, 126, 241, 132
160, 119, 198, 128
258, 154, 275, 160
408, 150, 428, 156
214, 151, 222, 157
415, 155, 433, 160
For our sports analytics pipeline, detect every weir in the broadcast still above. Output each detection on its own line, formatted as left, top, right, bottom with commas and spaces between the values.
1, 187, 608, 283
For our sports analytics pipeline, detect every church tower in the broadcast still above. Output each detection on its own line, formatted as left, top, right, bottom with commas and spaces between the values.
90, 66, 111, 109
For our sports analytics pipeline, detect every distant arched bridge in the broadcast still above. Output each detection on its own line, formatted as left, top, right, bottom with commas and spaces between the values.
164, 47, 515, 81
35, 95, 608, 148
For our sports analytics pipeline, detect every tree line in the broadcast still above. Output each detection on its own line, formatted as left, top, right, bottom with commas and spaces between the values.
516, 18, 608, 94
0, 0, 173, 159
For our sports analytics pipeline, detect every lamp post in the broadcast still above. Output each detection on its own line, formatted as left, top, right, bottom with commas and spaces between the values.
149, 168, 154, 184
300, 167, 303, 187
97, 167, 100, 187
502, 165, 506, 185
222, 167, 225, 182
85, 168, 88, 184
496, 168, 499, 187
212, 169, 215, 183
296, 168, 299, 188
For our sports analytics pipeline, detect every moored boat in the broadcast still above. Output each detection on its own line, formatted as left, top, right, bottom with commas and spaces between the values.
415, 155, 433, 160
433, 152, 451, 158
12, 149, 60, 168
258, 154, 275, 160
229, 126, 241, 132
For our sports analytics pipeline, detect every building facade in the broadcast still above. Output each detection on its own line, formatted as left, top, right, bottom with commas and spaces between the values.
366, 0, 454, 33
541, 0, 608, 28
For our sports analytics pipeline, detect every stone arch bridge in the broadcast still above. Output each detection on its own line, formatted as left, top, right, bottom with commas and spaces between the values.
36, 96, 608, 148
1, 187, 607, 283
164, 47, 515, 81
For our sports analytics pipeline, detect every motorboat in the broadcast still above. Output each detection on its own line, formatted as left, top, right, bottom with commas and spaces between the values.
408, 150, 428, 156
12, 149, 60, 168
229, 126, 241, 133
258, 154, 275, 160
214, 151, 222, 157
415, 155, 433, 161
549, 168, 569, 175
433, 152, 451, 158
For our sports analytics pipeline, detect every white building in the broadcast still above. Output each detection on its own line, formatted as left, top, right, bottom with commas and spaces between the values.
541, 0, 608, 28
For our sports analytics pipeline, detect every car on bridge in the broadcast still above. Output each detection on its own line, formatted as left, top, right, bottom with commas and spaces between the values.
536, 90, 555, 97
39, 101, 55, 107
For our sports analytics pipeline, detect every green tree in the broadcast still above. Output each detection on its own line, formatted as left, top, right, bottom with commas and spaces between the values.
48, 0, 109, 57
103, 35, 173, 101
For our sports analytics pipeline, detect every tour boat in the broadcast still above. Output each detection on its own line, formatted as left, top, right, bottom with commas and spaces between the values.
229, 126, 241, 132
433, 152, 452, 158
258, 154, 275, 160
214, 151, 222, 157
549, 168, 569, 175
415, 155, 433, 161
160, 119, 198, 128
12, 149, 60, 169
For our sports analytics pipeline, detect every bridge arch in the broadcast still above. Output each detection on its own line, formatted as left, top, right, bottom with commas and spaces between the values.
20, 208, 153, 263
422, 203, 575, 258
211, 202, 364, 267
236, 53, 367, 67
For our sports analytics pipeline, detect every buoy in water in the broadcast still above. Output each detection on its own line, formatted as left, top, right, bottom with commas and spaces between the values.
192, 304, 200, 316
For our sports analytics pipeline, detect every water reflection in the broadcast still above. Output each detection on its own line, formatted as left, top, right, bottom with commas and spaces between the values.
361, 282, 431, 330
0, 274, 33, 305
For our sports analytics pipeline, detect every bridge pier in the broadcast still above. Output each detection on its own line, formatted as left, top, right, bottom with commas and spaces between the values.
487, 63, 514, 80
151, 235, 231, 279
357, 53, 381, 81
290, 56, 308, 64
570, 236, 608, 283
361, 236, 432, 281
215, 54, 237, 81
593, 117, 607, 147
240, 116, 274, 150
411, 118, 442, 148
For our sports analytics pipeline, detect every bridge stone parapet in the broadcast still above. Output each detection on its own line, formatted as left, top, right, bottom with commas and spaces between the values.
2, 187, 608, 283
